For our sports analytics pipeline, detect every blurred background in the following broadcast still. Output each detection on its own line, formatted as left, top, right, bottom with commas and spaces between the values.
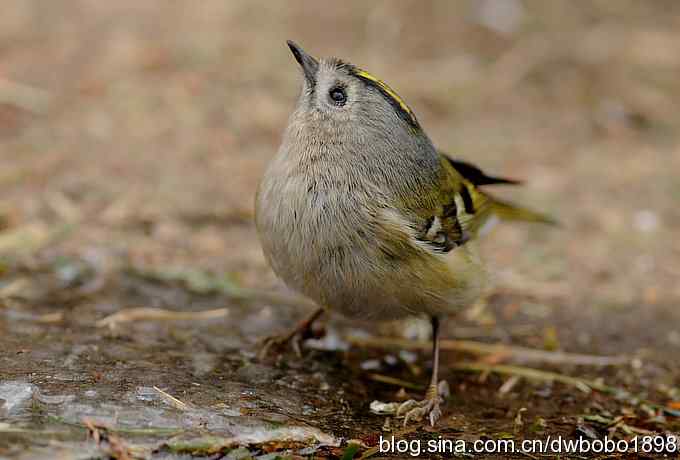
2, 1, 680, 456
2, 0, 679, 305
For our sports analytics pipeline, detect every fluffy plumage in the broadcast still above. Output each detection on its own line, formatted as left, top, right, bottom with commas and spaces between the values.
256, 45, 551, 319
255, 41, 553, 425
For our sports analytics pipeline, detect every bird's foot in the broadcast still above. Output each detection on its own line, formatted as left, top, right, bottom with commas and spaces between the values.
257, 307, 324, 360
397, 380, 450, 426
258, 330, 306, 359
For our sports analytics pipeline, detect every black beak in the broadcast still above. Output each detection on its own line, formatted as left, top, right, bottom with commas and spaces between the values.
287, 40, 318, 85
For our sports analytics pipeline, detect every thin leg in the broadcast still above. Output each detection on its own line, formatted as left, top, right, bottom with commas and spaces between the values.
397, 315, 450, 426
429, 316, 440, 388
258, 306, 325, 359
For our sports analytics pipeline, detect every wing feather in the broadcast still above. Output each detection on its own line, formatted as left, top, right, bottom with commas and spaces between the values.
414, 152, 554, 254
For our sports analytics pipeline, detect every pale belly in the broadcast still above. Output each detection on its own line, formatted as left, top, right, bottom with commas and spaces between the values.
255, 163, 487, 320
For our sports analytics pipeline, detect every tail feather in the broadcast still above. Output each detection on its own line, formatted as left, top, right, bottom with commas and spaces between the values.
440, 152, 558, 234
487, 195, 558, 226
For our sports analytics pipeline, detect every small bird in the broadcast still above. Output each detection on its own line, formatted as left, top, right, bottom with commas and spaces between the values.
255, 41, 554, 426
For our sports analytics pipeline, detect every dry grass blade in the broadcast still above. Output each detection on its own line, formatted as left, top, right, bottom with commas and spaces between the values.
498, 375, 522, 396
153, 386, 192, 411
367, 373, 425, 391
0, 77, 51, 114
453, 362, 618, 394
0, 278, 30, 299
346, 336, 628, 367
0, 308, 64, 323
35, 312, 64, 323
0, 222, 75, 255
96, 307, 229, 328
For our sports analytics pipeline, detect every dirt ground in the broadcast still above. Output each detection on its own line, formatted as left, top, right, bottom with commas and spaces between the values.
2, 1, 680, 459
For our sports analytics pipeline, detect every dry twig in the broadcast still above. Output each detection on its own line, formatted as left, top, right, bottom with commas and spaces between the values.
346, 335, 628, 367
367, 373, 425, 391
153, 386, 192, 411
452, 362, 618, 394
96, 307, 229, 328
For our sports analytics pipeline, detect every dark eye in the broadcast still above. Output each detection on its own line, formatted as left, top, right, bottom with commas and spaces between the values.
329, 86, 347, 106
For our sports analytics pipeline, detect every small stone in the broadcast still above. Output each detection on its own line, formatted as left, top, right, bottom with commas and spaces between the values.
0, 381, 36, 416
398, 350, 417, 364
633, 210, 659, 233
383, 354, 398, 366
360, 359, 381, 370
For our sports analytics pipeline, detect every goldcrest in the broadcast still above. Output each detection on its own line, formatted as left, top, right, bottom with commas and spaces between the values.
255, 41, 553, 426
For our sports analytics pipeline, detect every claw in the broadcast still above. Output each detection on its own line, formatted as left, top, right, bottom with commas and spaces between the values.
257, 332, 303, 360
396, 399, 418, 416
257, 307, 325, 360
429, 404, 442, 427
396, 380, 448, 426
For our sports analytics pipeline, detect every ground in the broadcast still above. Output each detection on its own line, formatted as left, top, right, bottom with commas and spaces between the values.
1, 1, 680, 459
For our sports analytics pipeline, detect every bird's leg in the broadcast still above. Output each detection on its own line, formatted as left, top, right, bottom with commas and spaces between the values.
397, 316, 450, 426
258, 306, 325, 359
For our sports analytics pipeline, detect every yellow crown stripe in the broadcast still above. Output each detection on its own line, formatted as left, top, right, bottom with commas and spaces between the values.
355, 69, 418, 127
